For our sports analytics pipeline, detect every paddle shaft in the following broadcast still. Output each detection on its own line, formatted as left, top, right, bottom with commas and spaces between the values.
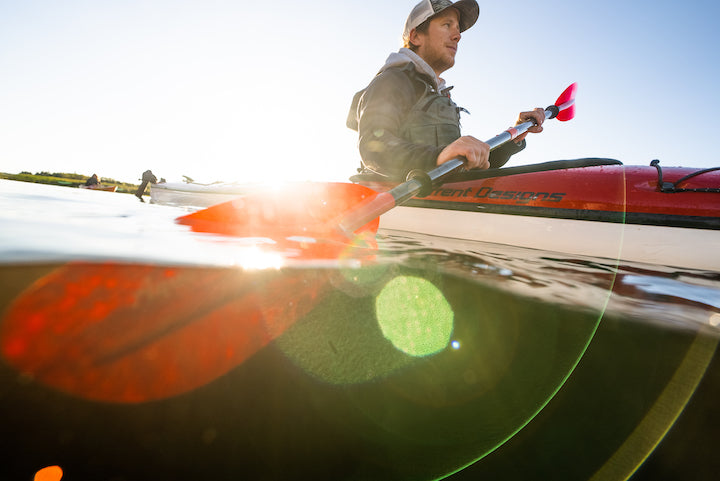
337, 103, 566, 236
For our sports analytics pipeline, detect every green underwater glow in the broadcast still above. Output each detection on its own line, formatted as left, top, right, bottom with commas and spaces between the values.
375, 276, 453, 357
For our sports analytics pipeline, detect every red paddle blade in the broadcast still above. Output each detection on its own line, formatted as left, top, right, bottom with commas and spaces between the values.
0, 262, 329, 403
177, 182, 380, 240
555, 82, 577, 122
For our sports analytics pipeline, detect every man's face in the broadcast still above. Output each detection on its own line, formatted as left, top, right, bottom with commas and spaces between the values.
411, 8, 461, 76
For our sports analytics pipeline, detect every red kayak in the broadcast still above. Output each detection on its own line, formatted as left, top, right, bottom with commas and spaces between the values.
351, 158, 720, 271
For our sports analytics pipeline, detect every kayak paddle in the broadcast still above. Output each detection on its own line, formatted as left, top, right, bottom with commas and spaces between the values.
178, 82, 577, 239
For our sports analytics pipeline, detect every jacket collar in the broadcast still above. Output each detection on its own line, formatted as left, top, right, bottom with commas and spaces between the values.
378, 48, 447, 92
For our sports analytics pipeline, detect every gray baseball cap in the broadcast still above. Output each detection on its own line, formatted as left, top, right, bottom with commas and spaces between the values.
402, 0, 480, 42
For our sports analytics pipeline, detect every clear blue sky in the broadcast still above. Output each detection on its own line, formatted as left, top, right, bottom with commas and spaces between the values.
1, 0, 718, 184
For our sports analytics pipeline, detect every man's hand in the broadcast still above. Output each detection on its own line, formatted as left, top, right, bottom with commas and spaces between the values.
514, 108, 545, 142
437, 135, 490, 170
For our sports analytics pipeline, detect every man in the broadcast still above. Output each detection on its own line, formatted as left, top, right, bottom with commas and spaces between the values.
348, 0, 545, 179
85, 174, 100, 186
134, 169, 157, 202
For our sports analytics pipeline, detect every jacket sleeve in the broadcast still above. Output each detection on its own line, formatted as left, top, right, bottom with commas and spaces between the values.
356, 69, 443, 179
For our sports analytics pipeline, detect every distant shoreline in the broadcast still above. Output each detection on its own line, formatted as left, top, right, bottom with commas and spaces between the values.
0, 172, 140, 194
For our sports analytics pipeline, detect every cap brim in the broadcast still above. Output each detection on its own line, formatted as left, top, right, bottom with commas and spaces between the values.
451, 0, 479, 32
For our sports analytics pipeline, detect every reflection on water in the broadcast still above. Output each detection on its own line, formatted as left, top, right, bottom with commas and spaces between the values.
0, 180, 718, 480
379, 231, 720, 333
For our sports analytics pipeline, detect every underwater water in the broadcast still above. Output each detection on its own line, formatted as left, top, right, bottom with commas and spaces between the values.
0, 179, 718, 480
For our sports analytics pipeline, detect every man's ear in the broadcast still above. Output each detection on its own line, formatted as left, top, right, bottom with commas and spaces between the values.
408, 28, 423, 49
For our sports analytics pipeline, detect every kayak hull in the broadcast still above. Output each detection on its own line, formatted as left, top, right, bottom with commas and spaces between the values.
150, 182, 257, 208
380, 208, 719, 270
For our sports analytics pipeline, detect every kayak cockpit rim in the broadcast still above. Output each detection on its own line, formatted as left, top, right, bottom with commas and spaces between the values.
350, 158, 625, 185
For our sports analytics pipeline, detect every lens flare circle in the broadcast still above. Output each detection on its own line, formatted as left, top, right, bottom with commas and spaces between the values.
375, 276, 453, 357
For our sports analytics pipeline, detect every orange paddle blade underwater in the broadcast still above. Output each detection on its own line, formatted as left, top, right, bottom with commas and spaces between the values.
177, 182, 380, 239
0, 262, 330, 403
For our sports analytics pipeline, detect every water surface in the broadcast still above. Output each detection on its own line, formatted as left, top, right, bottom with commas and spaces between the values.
1, 180, 718, 480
